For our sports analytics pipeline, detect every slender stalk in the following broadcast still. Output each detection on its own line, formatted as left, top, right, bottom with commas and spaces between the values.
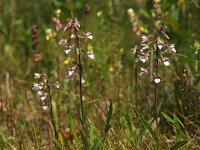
74, 31, 89, 148
75, 32, 85, 124
135, 53, 138, 109
155, 38, 159, 126
154, 83, 158, 126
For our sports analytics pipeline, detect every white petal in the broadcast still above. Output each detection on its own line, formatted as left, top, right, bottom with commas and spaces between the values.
171, 48, 176, 53
41, 95, 47, 101
158, 44, 163, 49
88, 53, 94, 59
33, 83, 39, 87
154, 78, 161, 84
71, 34, 76, 39
32, 86, 38, 91
140, 58, 146, 63
37, 91, 43, 96
68, 70, 74, 76
86, 32, 93, 39
34, 73, 41, 79
65, 49, 71, 54
164, 61, 170, 66
42, 105, 48, 110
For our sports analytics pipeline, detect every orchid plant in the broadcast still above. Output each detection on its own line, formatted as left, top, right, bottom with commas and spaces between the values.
131, 0, 176, 126
133, 31, 176, 84
133, 0, 176, 84
59, 17, 94, 82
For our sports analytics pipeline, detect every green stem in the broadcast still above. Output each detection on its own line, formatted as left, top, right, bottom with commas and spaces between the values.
47, 82, 58, 140
155, 38, 159, 126
75, 33, 85, 124
135, 54, 138, 110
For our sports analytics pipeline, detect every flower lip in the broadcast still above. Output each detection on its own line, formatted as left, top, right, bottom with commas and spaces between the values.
152, 74, 161, 84
163, 57, 170, 66
154, 78, 161, 84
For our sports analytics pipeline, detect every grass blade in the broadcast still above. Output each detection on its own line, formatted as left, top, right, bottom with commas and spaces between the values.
133, 108, 158, 143
67, 112, 80, 149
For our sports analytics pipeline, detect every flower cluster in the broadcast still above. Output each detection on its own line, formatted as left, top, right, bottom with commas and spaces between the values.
59, 16, 94, 81
133, 30, 176, 84
33, 73, 59, 110
132, 0, 176, 84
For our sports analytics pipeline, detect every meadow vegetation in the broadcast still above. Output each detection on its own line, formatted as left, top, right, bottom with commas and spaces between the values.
0, 0, 200, 149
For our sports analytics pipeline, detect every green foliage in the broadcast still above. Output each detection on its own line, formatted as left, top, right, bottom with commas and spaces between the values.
67, 112, 81, 149
162, 112, 185, 141
134, 109, 159, 145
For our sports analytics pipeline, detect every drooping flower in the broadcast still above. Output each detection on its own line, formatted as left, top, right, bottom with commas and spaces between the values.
141, 35, 149, 44
162, 57, 170, 66
157, 41, 163, 49
87, 51, 95, 59
138, 53, 149, 63
141, 44, 150, 51
86, 32, 93, 39
40, 94, 47, 101
33, 83, 43, 90
42, 105, 48, 110
139, 67, 148, 76
154, 77, 161, 84
53, 82, 60, 89
37, 90, 43, 96
34, 73, 41, 79
168, 44, 176, 53
66, 65, 77, 79
71, 33, 76, 39
152, 74, 161, 84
